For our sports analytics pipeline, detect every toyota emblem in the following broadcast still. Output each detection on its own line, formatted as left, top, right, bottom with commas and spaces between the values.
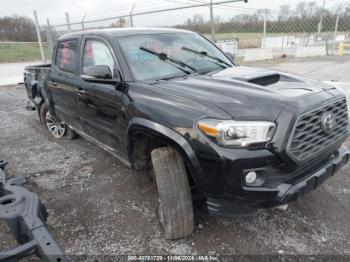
321, 113, 336, 134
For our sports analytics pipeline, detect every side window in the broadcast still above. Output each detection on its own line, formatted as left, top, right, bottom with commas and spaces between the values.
55, 40, 77, 72
82, 40, 115, 74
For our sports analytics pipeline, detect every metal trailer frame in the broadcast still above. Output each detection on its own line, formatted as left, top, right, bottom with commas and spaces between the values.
0, 160, 68, 262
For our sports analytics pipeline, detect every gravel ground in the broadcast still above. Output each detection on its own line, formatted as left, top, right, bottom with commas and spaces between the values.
1, 84, 350, 259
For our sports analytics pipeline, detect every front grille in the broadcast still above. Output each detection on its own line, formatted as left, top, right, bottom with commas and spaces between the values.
288, 98, 349, 161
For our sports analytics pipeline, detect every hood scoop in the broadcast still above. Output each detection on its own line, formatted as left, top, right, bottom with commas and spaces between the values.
211, 66, 281, 86
237, 73, 281, 86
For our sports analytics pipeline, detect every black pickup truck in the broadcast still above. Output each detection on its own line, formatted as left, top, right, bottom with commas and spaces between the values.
24, 28, 350, 239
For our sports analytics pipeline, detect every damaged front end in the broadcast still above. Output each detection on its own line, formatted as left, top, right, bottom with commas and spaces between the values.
0, 160, 67, 262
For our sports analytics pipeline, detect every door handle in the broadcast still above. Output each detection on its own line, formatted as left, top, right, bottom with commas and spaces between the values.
50, 81, 57, 87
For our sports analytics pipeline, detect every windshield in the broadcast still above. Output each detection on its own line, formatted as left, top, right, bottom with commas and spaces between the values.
117, 32, 233, 81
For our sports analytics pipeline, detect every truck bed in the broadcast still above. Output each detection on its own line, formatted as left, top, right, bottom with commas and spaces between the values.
24, 64, 51, 106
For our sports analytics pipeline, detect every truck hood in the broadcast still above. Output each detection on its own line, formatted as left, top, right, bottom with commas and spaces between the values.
153, 66, 337, 121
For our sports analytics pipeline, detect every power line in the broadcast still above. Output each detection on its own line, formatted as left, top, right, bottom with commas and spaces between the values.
77, 0, 173, 17
179, 0, 322, 15
48, 0, 326, 28
49, 0, 246, 28
48, 0, 177, 25
163, 0, 320, 19
72, 2, 180, 23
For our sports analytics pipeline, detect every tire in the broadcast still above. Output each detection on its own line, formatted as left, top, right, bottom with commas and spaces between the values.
151, 147, 194, 239
39, 102, 77, 139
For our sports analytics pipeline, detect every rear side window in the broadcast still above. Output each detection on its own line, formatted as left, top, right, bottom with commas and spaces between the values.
55, 40, 77, 72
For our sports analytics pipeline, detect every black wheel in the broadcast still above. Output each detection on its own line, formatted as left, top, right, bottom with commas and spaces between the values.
151, 147, 194, 239
39, 103, 77, 139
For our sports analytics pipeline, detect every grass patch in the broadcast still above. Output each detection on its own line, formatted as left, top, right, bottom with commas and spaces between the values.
0, 42, 50, 63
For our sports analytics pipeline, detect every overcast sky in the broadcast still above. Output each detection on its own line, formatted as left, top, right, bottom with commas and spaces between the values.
0, 0, 344, 28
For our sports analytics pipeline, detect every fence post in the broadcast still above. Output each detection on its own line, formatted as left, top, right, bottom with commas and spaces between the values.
129, 4, 136, 27
262, 9, 267, 48
45, 19, 53, 57
210, 0, 215, 42
33, 10, 46, 63
317, 0, 326, 38
333, 14, 340, 54
65, 12, 72, 32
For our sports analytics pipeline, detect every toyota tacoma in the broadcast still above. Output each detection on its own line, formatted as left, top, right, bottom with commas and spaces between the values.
24, 28, 350, 239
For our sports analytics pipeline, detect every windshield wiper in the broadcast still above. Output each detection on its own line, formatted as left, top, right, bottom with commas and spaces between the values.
181, 46, 231, 68
159, 75, 189, 81
140, 47, 197, 75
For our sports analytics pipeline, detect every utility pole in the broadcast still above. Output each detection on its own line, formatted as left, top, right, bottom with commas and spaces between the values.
333, 14, 340, 53
210, 0, 215, 42
317, 0, 326, 38
46, 19, 53, 56
129, 4, 136, 27
33, 10, 46, 63
65, 12, 72, 32
262, 9, 267, 48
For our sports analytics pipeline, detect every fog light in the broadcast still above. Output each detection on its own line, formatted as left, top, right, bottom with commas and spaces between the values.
245, 171, 257, 184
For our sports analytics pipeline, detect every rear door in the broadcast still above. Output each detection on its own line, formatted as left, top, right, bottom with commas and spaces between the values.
76, 36, 124, 151
49, 38, 80, 128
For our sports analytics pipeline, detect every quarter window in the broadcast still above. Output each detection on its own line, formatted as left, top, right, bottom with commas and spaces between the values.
55, 40, 77, 72
82, 40, 115, 75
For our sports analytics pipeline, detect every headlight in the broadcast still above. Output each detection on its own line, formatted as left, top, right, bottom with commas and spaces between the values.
196, 119, 276, 147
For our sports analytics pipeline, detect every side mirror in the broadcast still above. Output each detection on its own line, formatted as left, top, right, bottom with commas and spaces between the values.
81, 65, 120, 84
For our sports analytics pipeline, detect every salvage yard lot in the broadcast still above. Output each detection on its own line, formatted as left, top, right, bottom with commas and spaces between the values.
1, 83, 350, 258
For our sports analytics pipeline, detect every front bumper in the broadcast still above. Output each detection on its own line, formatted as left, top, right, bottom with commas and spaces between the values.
207, 146, 349, 217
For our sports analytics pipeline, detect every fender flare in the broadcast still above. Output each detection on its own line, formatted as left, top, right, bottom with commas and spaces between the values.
36, 81, 57, 121
126, 117, 206, 191
35, 87, 51, 123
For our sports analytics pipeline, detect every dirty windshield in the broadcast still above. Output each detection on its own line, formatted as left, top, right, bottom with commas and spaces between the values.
117, 32, 233, 81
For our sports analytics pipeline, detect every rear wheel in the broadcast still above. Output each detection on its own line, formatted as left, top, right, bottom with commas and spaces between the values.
45, 110, 66, 138
39, 103, 77, 139
151, 146, 194, 239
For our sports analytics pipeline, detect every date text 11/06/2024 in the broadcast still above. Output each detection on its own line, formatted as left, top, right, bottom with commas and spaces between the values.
127, 255, 219, 261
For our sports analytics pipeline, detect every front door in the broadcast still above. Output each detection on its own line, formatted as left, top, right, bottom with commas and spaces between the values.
76, 37, 124, 151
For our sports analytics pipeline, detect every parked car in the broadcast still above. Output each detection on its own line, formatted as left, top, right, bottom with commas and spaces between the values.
24, 28, 350, 239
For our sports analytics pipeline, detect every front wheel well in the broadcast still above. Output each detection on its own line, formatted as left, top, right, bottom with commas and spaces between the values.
128, 131, 166, 171
128, 130, 200, 195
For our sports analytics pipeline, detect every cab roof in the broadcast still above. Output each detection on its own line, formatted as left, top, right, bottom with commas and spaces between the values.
58, 27, 194, 40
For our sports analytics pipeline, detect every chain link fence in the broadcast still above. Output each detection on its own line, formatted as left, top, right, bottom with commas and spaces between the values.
40, 0, 350, 62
